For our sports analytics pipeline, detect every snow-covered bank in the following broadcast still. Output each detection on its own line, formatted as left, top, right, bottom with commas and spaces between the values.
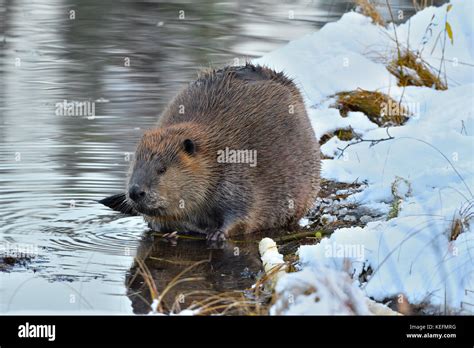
256, 0, 474, 314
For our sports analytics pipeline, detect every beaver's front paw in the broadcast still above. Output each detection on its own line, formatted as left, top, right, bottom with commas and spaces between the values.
206, 229, 226, 248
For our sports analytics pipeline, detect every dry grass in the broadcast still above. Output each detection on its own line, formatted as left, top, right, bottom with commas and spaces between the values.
449, 201, 473, 241
387, 50, 447, 90
449, 218, 463, 241
352, 1, 448, 91
134, 253, 278, 315
354, 0, 385, 26
185, 262, 294, 315
135, 257, 160, 308
333, 89, 409, 126
174, 290, 266, 315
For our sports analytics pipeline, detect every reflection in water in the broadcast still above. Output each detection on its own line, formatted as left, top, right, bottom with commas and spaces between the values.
0, 0, 445, 313
127, 232, 263, 314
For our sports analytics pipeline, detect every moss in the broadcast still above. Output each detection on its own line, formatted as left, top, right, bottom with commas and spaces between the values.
320, 128, 358, 146
333, 89, 409, 126
336, 128, 356, 141
387, 198, 401, 220
387, 177, 412, 220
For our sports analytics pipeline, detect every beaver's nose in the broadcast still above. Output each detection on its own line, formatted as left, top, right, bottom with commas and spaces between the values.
129, 184, 146, 202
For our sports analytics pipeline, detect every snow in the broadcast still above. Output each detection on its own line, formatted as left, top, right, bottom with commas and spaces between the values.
258, 238, 374, 315
271, 267, 372, 315
256, 0, 474, 314
298, 217, 310, 227
309, 108, 379, 140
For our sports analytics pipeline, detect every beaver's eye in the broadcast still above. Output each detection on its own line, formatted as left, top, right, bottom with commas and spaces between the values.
157, 167, 166, 175
183, 139, 195, 155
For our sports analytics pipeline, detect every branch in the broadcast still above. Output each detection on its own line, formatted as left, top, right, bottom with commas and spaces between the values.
337, 127, 394, 159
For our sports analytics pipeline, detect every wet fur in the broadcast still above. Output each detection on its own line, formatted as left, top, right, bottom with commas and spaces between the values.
100, 64, 321, 239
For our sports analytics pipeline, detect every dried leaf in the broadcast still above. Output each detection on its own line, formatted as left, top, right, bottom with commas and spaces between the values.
446, 22, 454, 45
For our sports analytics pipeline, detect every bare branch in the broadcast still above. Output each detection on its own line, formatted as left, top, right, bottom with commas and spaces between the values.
337, 127, 394, 158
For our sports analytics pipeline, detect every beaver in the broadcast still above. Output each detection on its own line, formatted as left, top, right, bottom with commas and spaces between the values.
100, 64, 320, 243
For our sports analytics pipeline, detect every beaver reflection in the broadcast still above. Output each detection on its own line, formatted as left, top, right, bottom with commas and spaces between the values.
125, 231, 265, 314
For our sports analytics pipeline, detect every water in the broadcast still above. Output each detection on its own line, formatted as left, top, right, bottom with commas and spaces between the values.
0, 0, 439, 314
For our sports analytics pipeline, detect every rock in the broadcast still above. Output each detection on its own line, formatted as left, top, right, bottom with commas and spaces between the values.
322, 198, 333, 204
337, 207, 348, 216
324, 206, 338, 214
321, 214, 337, 225
343, 215, 356, 222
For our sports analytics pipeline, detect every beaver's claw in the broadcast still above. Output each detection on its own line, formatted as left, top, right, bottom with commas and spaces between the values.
206, 229, 226, 241
206, 229, 226, 248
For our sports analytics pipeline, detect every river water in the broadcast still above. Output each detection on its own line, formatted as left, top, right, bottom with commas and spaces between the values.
0, 0, 443, 314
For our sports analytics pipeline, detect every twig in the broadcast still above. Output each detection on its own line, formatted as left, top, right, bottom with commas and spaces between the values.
386, 0, 401, 60
337, 127, 395, 159
436, 8, 448, 87
273, 230, 324, 243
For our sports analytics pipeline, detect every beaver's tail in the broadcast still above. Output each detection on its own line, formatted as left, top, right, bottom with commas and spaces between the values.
98, 193, 138, 215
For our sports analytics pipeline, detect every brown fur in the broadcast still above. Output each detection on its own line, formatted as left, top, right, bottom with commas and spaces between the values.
128, 64, 320, 239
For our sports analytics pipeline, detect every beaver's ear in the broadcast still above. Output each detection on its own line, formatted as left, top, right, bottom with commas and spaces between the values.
183, 139, 196, 155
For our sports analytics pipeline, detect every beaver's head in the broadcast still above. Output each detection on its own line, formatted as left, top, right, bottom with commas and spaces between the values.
127, 123, 215, 218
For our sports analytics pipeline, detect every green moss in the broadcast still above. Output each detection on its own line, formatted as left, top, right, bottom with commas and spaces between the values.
334, 89, 409, 127
387, 198, 401, 220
